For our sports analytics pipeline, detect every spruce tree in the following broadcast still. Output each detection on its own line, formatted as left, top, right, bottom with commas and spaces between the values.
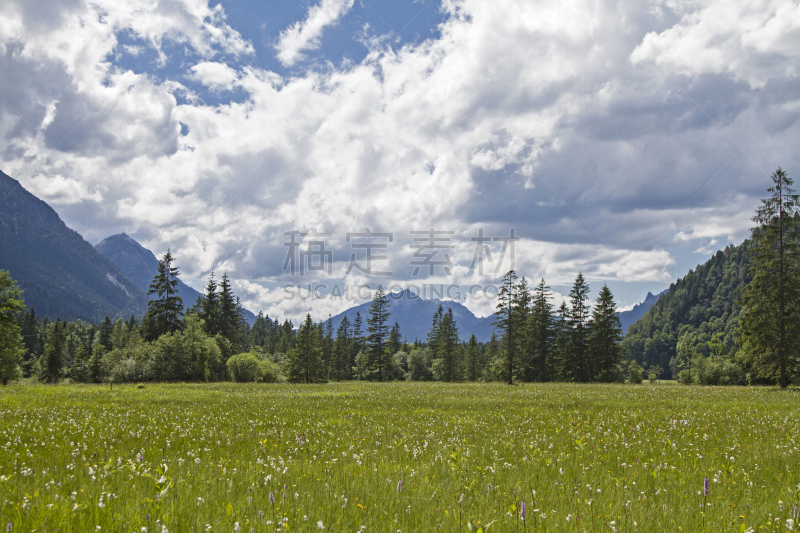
528, 279, 555, 382
366, 288, 392, 381
589, 284, 624, 382
565, 272, 591, 382
493, 270, 519, 384
143, 250, 184, 341
465, 334, 482, 381
436, 308, 461, 382
553, 301, 571, 381
287, 314, 326, 383
38, 318, 65, 383
482, 332, 500, 381
202, 271, 221, 336
741, 167, 800, 387
98, 315, 113, 351
333, 315, 352, 380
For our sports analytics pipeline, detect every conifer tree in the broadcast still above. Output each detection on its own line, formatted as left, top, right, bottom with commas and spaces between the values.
436, 308, 461, 382
589, 284, 624, 381
366, 288, 392, 381
98, 315, 113, 351
201, 271, 221, 336
741, 167, 800, 387
88, 344, 105, 384
322, 315, 334, 376
388, 322, 402, 355
333, 315, 352, 380
38, 318, 65, 383
565, 272, 591, 382
465, 334, 482, 381
528, 279, 555, 382
553, 302, 571, 381
494, 270, 519, 384
482, 332, 500, 381
143, 250, 184, 341
287, 314, 326, 383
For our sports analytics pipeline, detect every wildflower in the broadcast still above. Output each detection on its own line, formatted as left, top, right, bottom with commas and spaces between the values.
6, 522, 11, 532
317, 521, 324, 529
787, 519, 794, 531
521, 500, 527, 521
704, 477, 709, 496
234, 523, 240, 532
397, 480, 402, 493
269, 492, 274, 505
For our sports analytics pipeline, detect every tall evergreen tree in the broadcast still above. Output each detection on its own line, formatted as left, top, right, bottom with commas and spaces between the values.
528, 279, 555, 382
201, 271, 221, 336
143, 250, 184, 341
553, 301, 571, 381
493, 270, 519, 384
565, 272, 591, 382
98, 315, 113, 351
388, 322, 402, 355
366, 288, 392, 381
465, 334, 482, 382
332, 315, 352, 380
38, 318, 65, 383
589, 284, 624, 382
436, 308, 461, 382
482, 332, 500, 381
741, 167, 800, 387
322, 315, 334, 376
287, 314, 326, 383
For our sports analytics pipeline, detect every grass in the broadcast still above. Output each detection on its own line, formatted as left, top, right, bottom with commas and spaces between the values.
1, 382, 798, 532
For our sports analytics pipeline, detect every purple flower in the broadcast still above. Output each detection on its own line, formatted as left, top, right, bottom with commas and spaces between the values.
258, 510, 263, 519
488, 483, 492, 492
397, 480, 402, 493
7, 521, 12, 531
795, 506, 798, 519
521, 500, 527, 521
269, 492, 274, 505
146, 513, 150, 521
703, 477, 709, 496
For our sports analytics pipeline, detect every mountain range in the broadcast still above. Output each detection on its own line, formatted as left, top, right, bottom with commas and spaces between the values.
94, 233, 256, 325
1, 168, 662, 336
0, 170, 147, 322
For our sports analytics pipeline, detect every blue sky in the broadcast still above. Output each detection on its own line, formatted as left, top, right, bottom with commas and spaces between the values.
1, 0, 799, 320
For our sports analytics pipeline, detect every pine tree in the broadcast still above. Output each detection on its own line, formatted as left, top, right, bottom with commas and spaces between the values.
482, 332, 500, 381
493, 270, 519, 384
388, 322, 402, 355
322, 315, 334, 377
528, 279, 555, 382
514, 277, 532, 381
98, 315, 113, 351
88, 344, 105, 384
565, 272, 591, 382
589, 284, 624, 382
436, 308, 461, 382
287, 314, 326, 383
218, 272, 241, 346
202, 271, 221, 336
741, 167, 800, 387
553, 301, 571, 381
70, 345, 89, 383
465, 334, 482, 381
38, 318, 65, 383
333, 315, 352, 380
143, 250, 184, 341
366, 288, 392, 381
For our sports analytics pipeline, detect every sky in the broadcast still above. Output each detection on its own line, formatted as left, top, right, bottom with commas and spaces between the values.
1, 0, 799, 321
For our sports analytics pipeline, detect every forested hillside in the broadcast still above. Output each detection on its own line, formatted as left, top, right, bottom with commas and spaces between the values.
0, 170, 147, 322
622, 240, 751, 379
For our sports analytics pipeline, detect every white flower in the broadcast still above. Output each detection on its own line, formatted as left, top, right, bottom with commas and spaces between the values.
317, 521, 324, 529
234, 523, 240, 532
787, 519, 795, 531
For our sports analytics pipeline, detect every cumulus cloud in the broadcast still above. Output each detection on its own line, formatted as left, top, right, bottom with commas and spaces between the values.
1, 0, 799, 320
274, 0, 355, 67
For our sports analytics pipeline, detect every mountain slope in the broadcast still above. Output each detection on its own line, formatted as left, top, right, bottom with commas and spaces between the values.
0, 170, 147, 322
618, 289, 667, 335
95, 233, 256, 325
328, 290, 495, 342
621, 241, 751, 378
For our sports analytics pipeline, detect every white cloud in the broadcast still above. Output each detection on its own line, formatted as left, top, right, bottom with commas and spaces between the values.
1, 0, 799, 322
274, 0, 355, 67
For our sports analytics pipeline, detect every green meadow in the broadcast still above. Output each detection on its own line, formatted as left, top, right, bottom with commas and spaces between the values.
1, 382, 798, 532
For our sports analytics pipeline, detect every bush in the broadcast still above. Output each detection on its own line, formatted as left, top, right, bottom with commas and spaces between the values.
677, 369, 693, 385
648, 372, 657, 383
227, 352, 263, 383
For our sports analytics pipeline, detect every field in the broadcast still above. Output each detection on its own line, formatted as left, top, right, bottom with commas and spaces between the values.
1, 383, 799, 532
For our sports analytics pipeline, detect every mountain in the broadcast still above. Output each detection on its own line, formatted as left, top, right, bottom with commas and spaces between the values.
618, 289, 667, 335
328, 289, 495, 342
95, 233, 256, 325
0, 169, 147, 322
621, 241, 751, 379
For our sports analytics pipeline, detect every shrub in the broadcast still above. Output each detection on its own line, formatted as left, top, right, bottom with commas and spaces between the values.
227, 352, 262, 383
629, 363, 643, 384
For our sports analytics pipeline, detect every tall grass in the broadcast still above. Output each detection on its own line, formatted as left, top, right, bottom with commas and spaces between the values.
1, 382, 798, 532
